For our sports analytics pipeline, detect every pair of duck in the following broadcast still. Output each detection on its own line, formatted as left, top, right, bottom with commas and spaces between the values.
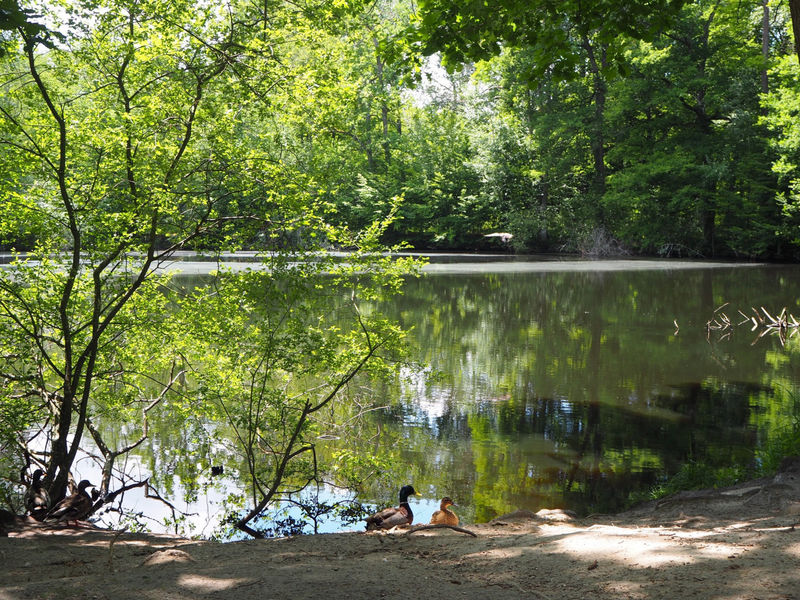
365, 485, 459, 530
25, 469, 95, 525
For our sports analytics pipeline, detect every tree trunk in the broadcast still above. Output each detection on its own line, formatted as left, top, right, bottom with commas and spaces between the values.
703, 206, 716, 256
364, 109, 374, 170
49, 392, 76, 502
790, 0, 800, 65
590, 73, 607, 198
539, 182, 549, 247
373, 39, 391, 165
381, 102, 390, 164
581, 35, 608, 223
761, 0, 770, 94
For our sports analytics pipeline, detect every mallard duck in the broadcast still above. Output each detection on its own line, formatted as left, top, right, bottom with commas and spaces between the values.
46, 479, 94, 525
24, 469, 50, 521
365, 485, 421, 530
430, 496, 459, 526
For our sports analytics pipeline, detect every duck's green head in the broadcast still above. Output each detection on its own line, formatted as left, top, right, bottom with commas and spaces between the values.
399, 485, 421, 503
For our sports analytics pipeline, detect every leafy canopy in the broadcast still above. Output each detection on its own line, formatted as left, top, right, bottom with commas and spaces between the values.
411, 0, 686, 80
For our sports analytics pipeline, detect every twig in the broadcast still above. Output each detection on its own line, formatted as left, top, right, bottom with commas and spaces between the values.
714, 302, 729, 313
404, 523, 477, 537
107, 526, 129, 571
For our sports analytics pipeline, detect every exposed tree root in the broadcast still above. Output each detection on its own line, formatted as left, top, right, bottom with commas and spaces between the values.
404, 523, 477, 537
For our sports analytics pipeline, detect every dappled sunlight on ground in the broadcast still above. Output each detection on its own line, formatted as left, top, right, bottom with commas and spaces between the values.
177, 573, 252, 592
3, 475, 800, 600
786, 541, 800, 558
602, 580, 648, 599
550, 526, 696, 568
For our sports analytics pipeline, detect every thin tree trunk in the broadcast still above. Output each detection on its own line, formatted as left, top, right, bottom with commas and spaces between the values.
761, 0, 770, 94
790, 0, 800, 65
364, 108, 374, 170
373, 39, 391, 165
581, 35, 608, 223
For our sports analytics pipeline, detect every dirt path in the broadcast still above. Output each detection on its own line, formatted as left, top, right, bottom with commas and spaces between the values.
3, 460, 800, 600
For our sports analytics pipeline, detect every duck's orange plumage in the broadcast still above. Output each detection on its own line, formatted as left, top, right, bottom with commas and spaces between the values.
430, 497, 458, 526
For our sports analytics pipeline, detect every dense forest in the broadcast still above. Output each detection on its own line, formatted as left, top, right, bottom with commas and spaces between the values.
2, 0, 800, 538
1, 0, 799, 259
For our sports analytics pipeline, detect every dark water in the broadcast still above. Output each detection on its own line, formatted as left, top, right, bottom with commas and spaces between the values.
358, 258, 800, 523
85, 256, 800, 534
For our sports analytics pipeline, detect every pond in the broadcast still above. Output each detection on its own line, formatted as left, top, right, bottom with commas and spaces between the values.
364, 256, 800, 525
87, 255, 800, 535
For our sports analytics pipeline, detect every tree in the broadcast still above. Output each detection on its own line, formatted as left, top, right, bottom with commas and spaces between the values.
790, 0, 800, 63
0, 0, 49, 55
0, 0, 415, 522
602, 0, 785, 256
0, 0, 264, 506
172, 210, 417, 538
762, 53, 800, 252
411, 0, 686, 80
409, 1, 684, 239
472, 46, 605, 252
405, 0, 798, 257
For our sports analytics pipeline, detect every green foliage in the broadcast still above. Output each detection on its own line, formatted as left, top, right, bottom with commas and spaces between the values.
360, 0, 798, 258
471, 55, 594, 251
3, 0, 800, 535
643, 461, 750, 503
601, 1, 784, 257
166, 213, 419, 535
0, 0, 51, 57
761, 55, 800, 250
752, 382, 800, 474
0, 0, 419, 531
411, 0, 686, 81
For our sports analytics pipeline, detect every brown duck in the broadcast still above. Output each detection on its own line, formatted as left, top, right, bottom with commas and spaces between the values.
430, 497, 459, 526
365, 485, 421, 530
24, 469, 50, 521
46, 479, 94, 525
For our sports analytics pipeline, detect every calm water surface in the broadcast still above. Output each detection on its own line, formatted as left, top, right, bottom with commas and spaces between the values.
360, 256, 800, 523
89, 256, 800, 534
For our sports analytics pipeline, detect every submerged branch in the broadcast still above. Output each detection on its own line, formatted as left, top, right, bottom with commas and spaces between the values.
705, 305, 799, 346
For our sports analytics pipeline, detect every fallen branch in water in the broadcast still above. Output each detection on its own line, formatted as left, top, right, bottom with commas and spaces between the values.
404, 523, 478, 537
706, 306, 799, 346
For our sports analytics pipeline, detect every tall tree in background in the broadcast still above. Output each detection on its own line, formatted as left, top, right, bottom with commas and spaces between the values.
603, 0, 782, 256
410, 0, 686, 238
412, 0, 687, 78
790, 0, 800, 62
473, 50, 595, 252
409, 0, 799, 257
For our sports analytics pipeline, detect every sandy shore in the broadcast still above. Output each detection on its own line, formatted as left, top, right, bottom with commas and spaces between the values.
2, 460, 800, 600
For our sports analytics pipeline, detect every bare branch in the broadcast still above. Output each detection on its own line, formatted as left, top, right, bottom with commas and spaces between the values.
404, 523, 478, 537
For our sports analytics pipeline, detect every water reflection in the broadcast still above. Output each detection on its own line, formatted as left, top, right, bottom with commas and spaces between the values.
362, 262, 800, 521
91, 258, 800, 534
